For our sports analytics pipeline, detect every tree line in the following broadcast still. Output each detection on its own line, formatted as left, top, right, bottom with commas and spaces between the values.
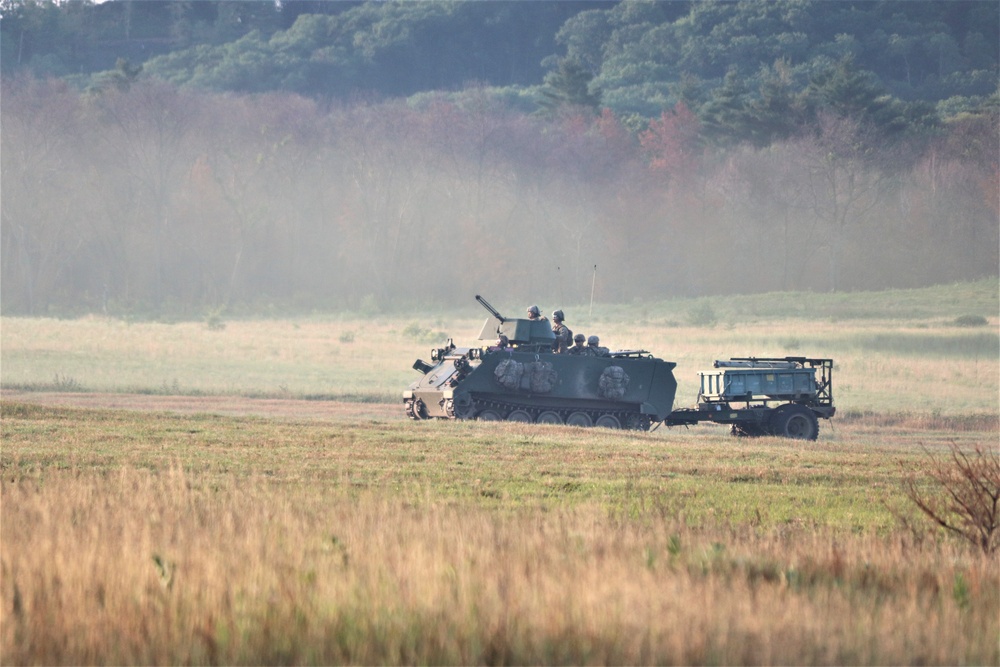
2, 75, 996, 316
2, 1, 997, 125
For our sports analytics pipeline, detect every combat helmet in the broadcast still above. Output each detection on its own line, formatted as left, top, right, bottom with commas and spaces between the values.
552, 309, 564, 322
527, 305, 540, 318
588, 335, 600, 346
574, 333, 586, 343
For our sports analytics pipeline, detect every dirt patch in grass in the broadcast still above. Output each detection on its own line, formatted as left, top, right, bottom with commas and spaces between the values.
0, 390, 402, 422
837, 409, 999, 432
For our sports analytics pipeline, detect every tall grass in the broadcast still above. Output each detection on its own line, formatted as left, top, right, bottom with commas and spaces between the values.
3, 388, 999, 665
3, 467, 996, 665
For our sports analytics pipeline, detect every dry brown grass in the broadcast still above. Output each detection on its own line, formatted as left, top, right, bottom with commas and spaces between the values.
3, 467, 996, 665
2, 288, 998, 664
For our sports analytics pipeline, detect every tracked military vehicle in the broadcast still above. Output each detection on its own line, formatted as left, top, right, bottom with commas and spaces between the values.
403, 296, 836, 438
403, 296, 677, 430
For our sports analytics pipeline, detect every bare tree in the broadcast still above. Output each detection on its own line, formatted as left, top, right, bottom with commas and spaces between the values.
87, 81, 199, 308
0, 77, 85, 313
788, 113, 893, 291
901, 442, 1000, 555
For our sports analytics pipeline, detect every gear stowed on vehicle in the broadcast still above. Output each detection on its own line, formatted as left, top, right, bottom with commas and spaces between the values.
403, 296, 835, 438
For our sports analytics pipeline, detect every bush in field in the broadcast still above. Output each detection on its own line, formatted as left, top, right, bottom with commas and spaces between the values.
953, 314, 989, 327
403, 322, 446, 344
902, 442, 1000, 555
204, 310, 226, 331
687, 302, 717, 327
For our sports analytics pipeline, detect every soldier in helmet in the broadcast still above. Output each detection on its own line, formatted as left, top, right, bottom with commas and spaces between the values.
526, 305, 547, 322
551, 310, 572, 354
567, 333, 592, 355
588, 335, 610, 357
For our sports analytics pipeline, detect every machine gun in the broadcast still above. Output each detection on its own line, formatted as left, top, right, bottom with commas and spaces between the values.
475, 295, 506, 323
474, 294, 554, 349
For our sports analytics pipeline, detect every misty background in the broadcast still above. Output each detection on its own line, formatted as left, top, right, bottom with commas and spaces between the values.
2, 0, 997, 317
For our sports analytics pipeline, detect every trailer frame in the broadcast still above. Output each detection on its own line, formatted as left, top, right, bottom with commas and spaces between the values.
662, 357, 835, 439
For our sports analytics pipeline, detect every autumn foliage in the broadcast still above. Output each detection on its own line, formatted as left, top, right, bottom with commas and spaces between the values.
1, 78, 997, 316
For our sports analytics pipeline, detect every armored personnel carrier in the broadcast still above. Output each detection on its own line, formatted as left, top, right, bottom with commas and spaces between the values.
403, 296, 836, 438
403, 296, 677, 430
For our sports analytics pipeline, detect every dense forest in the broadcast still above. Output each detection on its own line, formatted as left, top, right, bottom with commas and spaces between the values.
1, 0, 997, 316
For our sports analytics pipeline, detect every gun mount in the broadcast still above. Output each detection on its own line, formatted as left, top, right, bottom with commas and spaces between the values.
475, 294, 555, 351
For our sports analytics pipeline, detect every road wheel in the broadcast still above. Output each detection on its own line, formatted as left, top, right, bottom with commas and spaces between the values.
536, 411, 563, 425
595, 414, 621, 429
405, 398, 428, 420
769, 404, 819, 440
506, 410, 532, 423
477, 409, 502, 422
626, 414, 652, 431
566, 411, 593, 427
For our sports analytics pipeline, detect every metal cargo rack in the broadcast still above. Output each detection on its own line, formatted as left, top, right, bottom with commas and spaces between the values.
663, 357, 835, 439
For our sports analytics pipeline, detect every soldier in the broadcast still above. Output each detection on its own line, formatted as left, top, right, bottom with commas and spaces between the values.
488, 334, 510, 352
588, 335, 610, 357
567, 333, 592, 355
551, 310, 572, 353
526, 305, 547, 322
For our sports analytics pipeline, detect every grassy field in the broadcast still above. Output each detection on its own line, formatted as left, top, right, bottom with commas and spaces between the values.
2, 280, 998, 664
2, 279, 998, 414
2, 403, 998, 665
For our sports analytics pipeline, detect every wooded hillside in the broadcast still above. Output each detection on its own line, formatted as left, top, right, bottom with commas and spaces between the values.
1, 1, 997, 316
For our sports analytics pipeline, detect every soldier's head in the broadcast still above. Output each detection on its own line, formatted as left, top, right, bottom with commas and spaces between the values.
552, 310, 564, 323
526, 305, 540, 319
587, 335, 600, 347
573, 333, 585, 346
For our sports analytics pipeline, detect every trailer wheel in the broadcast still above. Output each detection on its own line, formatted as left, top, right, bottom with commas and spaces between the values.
769, 404, 819, 440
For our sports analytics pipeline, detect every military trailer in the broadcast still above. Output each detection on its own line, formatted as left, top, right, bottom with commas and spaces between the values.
403, 296, 835, 440
663, 357, 835, 440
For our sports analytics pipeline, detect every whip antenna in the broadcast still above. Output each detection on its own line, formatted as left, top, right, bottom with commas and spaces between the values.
589, 264, 597, 318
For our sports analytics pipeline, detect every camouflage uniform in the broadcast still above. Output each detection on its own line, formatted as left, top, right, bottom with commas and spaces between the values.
567, 334, 593, 356
551, 310, 572, 354
588, 335, 610, 357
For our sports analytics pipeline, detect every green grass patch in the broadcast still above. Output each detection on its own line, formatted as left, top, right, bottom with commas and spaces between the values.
841, 331, 999, 357
0, 401, 941, 531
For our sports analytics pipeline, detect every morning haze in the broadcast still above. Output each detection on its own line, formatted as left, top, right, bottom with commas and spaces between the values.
1, 0, 997, 317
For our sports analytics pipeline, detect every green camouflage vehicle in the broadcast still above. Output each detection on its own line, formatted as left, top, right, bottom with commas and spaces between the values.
403, 295, 677, 430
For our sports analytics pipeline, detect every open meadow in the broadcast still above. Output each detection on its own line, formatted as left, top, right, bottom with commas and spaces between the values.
2, 281, 998, 664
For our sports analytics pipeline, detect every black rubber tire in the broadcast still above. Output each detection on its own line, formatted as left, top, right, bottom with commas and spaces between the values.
769, 404, 819, 440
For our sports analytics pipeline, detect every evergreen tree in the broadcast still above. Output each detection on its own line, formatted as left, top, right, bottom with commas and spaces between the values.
536, 57, 602, 116
698, 68, 751, 146
746, 59, 805, 145
805, 55, 915, 137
